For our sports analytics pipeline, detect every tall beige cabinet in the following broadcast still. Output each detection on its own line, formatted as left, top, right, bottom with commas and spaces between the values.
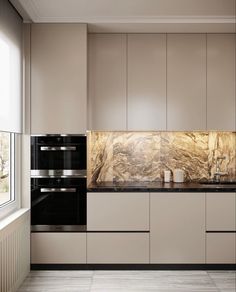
167, 34, 207, 131
31, 24, 87, 134
207, 34, 236, 131
88, 34, 127, 131
127, 34, 166, 130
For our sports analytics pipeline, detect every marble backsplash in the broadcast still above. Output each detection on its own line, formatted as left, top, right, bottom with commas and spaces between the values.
87, 132, 236, 183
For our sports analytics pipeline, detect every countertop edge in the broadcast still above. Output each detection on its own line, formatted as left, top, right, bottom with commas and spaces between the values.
87, 183, 236, 193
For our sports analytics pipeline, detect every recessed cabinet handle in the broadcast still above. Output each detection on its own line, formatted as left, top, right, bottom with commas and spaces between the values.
40, 188, 76, 193
40, 146, 76, 151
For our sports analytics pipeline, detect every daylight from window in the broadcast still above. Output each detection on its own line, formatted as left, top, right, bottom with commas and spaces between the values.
0, 132, 11, 205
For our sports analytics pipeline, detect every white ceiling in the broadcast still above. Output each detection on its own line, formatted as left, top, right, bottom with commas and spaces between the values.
10, 0, 236, 32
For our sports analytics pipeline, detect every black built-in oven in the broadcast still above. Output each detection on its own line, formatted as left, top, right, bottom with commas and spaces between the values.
31, 135, 86, 175
31, 177, 86, 232
31, 135, 87, 232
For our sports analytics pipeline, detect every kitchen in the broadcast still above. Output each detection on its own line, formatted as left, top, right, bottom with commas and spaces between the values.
0, 0, 235, 291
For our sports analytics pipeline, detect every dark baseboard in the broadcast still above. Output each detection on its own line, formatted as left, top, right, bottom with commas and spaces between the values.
31, 263, 236, 271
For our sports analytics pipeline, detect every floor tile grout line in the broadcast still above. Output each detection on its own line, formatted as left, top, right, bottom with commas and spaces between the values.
207, 270, 236, 292
90, 270, 95, 292
207, 271, 222, 292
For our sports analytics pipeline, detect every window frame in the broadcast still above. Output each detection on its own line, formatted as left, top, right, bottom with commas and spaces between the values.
0, 132, 20, 220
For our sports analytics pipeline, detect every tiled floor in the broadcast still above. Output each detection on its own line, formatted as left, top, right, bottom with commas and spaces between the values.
17, 270, 236, 292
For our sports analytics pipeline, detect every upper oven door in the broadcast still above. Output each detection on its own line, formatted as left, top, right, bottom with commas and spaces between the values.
31, 135, 86, 170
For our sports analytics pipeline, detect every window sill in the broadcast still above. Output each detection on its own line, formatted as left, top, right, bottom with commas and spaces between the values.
0, 208, 30, 231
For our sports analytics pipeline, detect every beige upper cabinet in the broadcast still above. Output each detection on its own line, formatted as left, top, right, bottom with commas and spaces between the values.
150, 192, 205, 263
31, 24, 87, 134
207, 34, 236, 131
88, 33, 235, 131
88, 34, 127, 130
167, 34, 207, 131
127, 34, 166, 130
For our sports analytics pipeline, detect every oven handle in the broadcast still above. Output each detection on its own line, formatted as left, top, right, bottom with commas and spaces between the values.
40, 188, 77, 193
40, 146, 76, 151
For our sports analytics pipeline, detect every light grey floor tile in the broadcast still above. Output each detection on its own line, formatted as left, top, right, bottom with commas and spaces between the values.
29, 270, 94, 277
18, 271, 93, 292
91, 270, 217, 291
18, 289, 90, 292
17, 270, 235, 292
208, 271, 236, 289
94, 270, 209, 275
90, 280, 217, 291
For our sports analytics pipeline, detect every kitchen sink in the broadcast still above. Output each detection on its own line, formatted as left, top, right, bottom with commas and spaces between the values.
200, 181, 236, 185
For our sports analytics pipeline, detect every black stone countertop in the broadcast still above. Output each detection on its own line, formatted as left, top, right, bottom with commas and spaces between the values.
87, 181, 236, 192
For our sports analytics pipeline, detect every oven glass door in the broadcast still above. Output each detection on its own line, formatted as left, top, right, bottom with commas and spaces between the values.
31, 136, 86, 170
31, 178, 86, 226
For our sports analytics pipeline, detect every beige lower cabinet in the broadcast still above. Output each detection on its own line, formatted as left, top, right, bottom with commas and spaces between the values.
87, 192, 149, 264
206, 193, 236, 231
206, 233, 236, 264
31, 233, 86, 264
87, 192, 149, 231
206, 192, 236, 264
87, 233, 149, 263
150, 192, 205, 263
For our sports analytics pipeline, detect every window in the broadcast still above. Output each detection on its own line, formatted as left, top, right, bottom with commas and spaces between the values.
0, 132, 14, 207
0, 1, 22, 219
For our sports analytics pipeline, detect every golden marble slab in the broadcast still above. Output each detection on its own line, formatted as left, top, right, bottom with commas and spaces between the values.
88, 132, 236, 183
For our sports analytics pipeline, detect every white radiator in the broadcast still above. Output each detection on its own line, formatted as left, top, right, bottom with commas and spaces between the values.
0, 209, 30, 292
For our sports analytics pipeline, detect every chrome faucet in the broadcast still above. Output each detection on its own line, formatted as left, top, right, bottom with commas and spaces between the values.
213, 156, 228, 182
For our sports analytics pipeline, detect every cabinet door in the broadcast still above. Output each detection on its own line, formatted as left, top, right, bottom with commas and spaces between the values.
167, 34, 206, 130
127, 34, 166, 130
87, 233, 149, 263
87, 192, 149, 231
207, 34, 235, 131
31, 233, 86, 264
31, 24, 87, 134
206, 233, 236, 264
206, 193, 236, 231
88, 34, 127, 130
150, 192, 205, 263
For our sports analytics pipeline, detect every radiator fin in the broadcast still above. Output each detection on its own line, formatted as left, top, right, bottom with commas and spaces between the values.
0, 211, 30, 292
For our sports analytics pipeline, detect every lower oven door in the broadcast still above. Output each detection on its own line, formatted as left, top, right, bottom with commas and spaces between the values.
31, 178, 86, 231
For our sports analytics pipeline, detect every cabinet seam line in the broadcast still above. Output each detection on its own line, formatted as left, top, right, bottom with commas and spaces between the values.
205, 192, 207, 264
29, 25, 32, 134
149, 192, 150, 263
126, 34, 128, 131
166, 34, 168, 130
206, 34, 208, 130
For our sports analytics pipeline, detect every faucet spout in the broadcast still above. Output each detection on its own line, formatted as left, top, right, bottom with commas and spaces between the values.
213, 156, 228, 182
